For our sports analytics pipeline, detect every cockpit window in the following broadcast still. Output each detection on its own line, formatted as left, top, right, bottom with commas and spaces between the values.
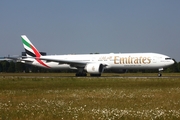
165, 58, 172, 60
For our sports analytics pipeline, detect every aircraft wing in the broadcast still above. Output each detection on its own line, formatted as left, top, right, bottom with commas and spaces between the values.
38, 57, 108, 68
5, 56, 34, 62
39, 57, 87, 66
0, 57, 11, 61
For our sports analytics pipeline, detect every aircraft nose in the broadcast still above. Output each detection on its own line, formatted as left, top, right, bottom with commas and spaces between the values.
168, 58, 175, 66
171, 59, 175, 65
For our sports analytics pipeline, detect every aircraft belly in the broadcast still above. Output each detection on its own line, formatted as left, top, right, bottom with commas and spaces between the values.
47, 63, 74, 69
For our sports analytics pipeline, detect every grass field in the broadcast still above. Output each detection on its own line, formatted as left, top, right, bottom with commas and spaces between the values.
0, 73, 180, 119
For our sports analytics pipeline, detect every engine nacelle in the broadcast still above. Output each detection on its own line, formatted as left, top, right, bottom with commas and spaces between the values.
85, 63, 104, 74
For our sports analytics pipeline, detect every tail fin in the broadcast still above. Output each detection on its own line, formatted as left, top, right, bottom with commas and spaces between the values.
21, 35, 41, 57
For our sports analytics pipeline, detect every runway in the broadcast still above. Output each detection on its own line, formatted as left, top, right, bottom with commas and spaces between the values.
1, 76, 180, 79
1, 73, 180, 78
77, 76, 180, 79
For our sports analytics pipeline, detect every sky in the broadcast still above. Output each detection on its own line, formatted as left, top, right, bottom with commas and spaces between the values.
0, 1, 180, 61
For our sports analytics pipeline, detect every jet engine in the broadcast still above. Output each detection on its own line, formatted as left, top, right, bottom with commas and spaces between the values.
85, 63, 104, 74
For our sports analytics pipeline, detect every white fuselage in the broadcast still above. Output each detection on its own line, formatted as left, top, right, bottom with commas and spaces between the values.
23, 53, 174, 70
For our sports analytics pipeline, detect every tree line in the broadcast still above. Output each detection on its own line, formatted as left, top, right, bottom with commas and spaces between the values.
0, 60, 180, 73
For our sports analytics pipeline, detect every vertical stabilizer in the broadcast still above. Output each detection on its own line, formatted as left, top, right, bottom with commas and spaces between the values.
21, 35, 50, 68
21, 35, 41, 57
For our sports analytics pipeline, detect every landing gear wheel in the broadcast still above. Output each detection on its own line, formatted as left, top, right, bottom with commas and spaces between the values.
76, 73, 87, 77
158, 73, 162, 77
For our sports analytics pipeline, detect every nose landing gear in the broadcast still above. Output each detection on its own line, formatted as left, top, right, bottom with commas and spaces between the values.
158, 68, 163, 77
158, 72, 162, 77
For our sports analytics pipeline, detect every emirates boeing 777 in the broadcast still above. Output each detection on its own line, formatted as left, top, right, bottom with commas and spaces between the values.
14, 35, 174, 77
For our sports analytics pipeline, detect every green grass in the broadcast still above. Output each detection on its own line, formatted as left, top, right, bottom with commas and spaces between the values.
0, 73, 180, 119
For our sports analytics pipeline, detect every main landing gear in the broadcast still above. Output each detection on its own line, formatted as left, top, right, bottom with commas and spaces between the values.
75, 73, 101, 77
75, 68, 87, 77
76, 72, 87, 77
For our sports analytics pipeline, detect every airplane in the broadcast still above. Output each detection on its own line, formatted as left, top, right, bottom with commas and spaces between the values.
9, 35, 175, 77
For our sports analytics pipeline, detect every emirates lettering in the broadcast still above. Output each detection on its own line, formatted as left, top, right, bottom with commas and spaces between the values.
114, 56, 151, 64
